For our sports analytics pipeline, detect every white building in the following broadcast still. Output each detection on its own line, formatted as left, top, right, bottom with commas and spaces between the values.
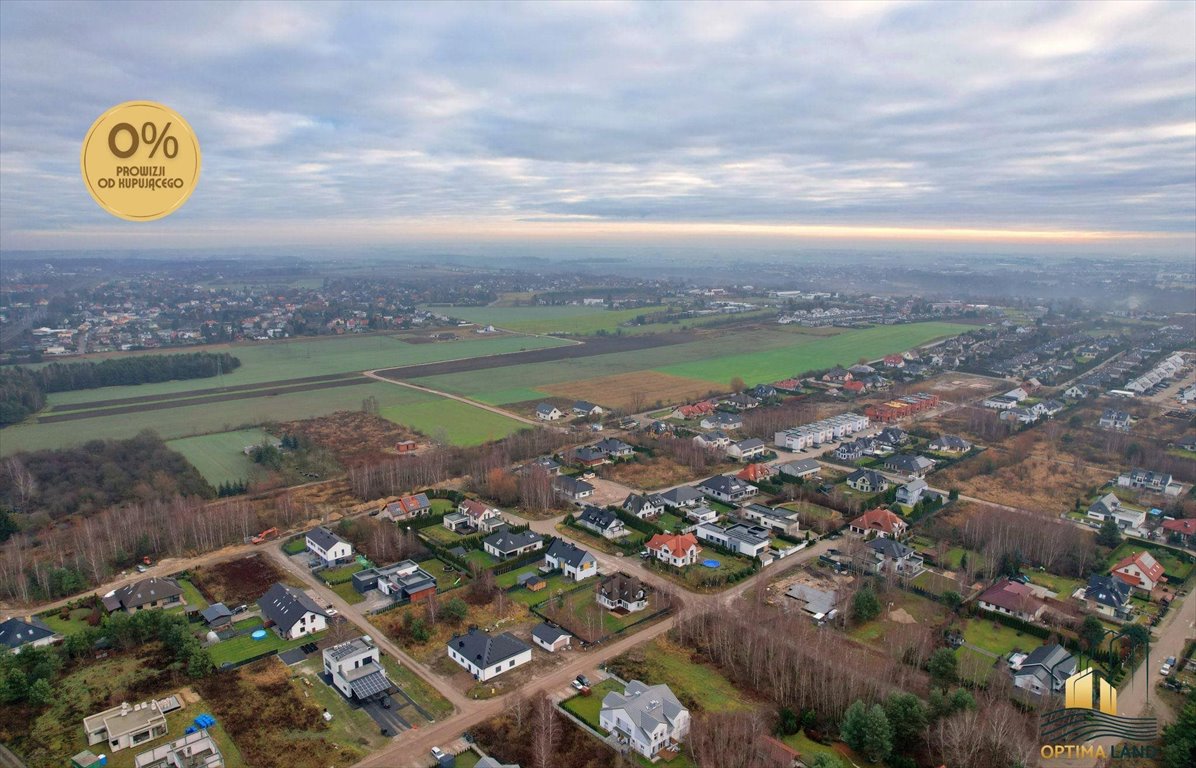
544, 539, 598, 581
695, 523, 770, 558
446, 628, 532, 682
600, 680, 691, 760
322, 636, 392, 701
84, 701, 168, 753
305, 526, 353, 566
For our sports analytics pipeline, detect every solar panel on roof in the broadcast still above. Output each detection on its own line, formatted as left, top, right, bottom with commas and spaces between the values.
350, 670, 390, 699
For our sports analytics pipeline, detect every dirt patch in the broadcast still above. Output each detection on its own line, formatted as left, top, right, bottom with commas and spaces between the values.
276, 410, 422, 465
602, 455, 739, 492
190, 553, 290, 606
540, 371, 719, 412
888, 607, 917, 624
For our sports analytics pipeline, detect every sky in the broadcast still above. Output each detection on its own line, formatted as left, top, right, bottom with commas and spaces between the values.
0, 0, 1194, 255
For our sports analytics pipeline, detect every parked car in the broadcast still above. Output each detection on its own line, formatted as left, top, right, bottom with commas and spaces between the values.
431, 747, 447, 761
135, 565, 149, 573
326, 606, 339, 617
232, 604, 248, 614
381, 696, 391, 709
576, 674, 590, 687
1159, 662, 1172, 676
571, 680, 585, 691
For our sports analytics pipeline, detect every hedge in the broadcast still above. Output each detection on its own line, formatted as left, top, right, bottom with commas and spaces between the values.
613, 507, 665, 536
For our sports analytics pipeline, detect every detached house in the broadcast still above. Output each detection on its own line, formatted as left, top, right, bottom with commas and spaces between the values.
623, 493, 666, 519
849, 507, 907, 538
696, 523, 769, 558
554, 475, 595, 502
727, 438, 768, 461
646, 532, 701, 567
1084, 575, 1132, 619
864, 538, 924, 577
884, 453, 935, 477
0, 616, 59, 654
697, 474, 758, 504
306, 526, 354, 566
1012, 644, 1076, 697
1118, 468, 1181, 496
776, 458, 820, 479
536, 403, 564, 421
531, 623, 572, 653
1111, 551, 1165, 593
446, 499, 504, 533
258, 583, 329, 640
693, 430, 732, 449
102, 577, 184, 614
660, 485, 705, 508
978, 579, 1047, 622
929, 434, 971, 453
594, 438, 635, 459
1162, 517, 1196, 546
846, 469, 889, 494
738, 503, 801, 536
446, 628, 532, 682
380, 493, 432, 521
84, 701, 169, 753
895, 478, 929, 506
323, 636, 391, 701
544, 539, 598, 581
700, 412, 743, 430
1099, 409, 1132, 432
573, 401, 604, 417
600, 681, 691, 760
576, 505, 626, 539
483, 525, 545, 559
597, 573, 650, 612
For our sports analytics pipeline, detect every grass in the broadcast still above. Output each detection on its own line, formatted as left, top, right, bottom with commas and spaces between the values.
177, 577, 209, 610
419, 557, 470, 590
37, 606, 96, 636
423, 304, 669, 335
850, 591, 945, 645
612, 638, 751, 713
538, 583, 654, 639
379, 654, 454, 721
165, 429, 273, 486
419, 523, 473, 545
962, 618, 1040, 658
1026, 570, 1084, 598
656, 511, 685, 532
561, 678, 624, 729
208, 627, 324, 667
909, 570, 961, 596
498, 570, 577, 607
380, 398, 528, 446
330, 581, 366, 604
321, 562, 366, 584
292, 659, 388, 750
780, 731, 882, 768
453, 751, 482, 768
463, 549, 501, 570
956, 646, 999, 685
282, 537, 308, 555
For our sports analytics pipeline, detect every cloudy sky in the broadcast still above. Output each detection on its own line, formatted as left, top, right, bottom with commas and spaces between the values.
1, 0, 1193, 254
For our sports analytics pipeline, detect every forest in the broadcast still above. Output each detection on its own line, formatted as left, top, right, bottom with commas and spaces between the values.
0, 351, 240, 425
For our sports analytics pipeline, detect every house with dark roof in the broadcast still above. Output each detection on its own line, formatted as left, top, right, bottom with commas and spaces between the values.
722, 392, 760, 410
693, 430, 732, 449
306, 526, 354, 566
600, 680, 691, 759
699, 412, 744, 430
696, 474, 757, 503
623, 493, 666, 519
352, 560, 437, 602
0, 616, 59, 653
446, 628, 532, 681
199, 603, 233, 629
738, 503, 801, 536
978, 579, 1046, 622
1012, 644, 1076, 696
554, 474, 595, 501
696, 523, 769, 558
572, 400, 604, 417
776, 458, 820, 479
536, 403, 564, 421
380, 493, 432, 522
521, 456, 562, 476
845, 469, 889, 494
455, 499, 505, 532
544, 539, 598, 581
727, 438, 768, 461
575, 446, 611, 467
895, 478, 929, 506
864, 538, 924, 576
594, 438, 635, 458
1084, 575, 1132, 619
483, 525, 545, 559
101, 577, 184, 614
929, 434, 972, 453
883, 453, 935, 477
576, 505, 626, 538
531, 622, 572, 653
258, 583, 329, 639
597, 573, 650, 612
660, 485, 705, 508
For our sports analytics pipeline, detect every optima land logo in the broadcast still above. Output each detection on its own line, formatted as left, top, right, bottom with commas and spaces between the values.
1039, 668, 1158, 760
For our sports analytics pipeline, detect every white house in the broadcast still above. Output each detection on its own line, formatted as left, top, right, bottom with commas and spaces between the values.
727, 438, 768, 461
531, 623, 572, 653
600, 680, 691, 760
1011, 645, 1076, 697
895, 478, 929, 506
258, 583, 329, 640
536, 403, 564, 421
622, 493, 666, 519
322, 636, 392, 701
646, 532, 701, 567
695, 523, 769, 558
1110, 551, 1165, 593
83, 700, 168, 753
446, 628, 532, 682
544, 539, 598, 581
306, 526, 353, 566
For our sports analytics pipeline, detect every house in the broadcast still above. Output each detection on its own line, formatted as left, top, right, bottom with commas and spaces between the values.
1111, 551, 1165, 593
522, 456, 563, 476
977, 579, 1047, 622
1086, 492, 1122, 522
895, 478, 929, 506
749, 384, 778, 399
352, 560, 437, 602
773, 377, 803, 392
671, 401, 716, 420
380, 493, 432, 521
531, 623, 572, 653
738, 503, 801, 536
258, 583, 329, 639
576, 505, 626, 538
554, 475, 595, 501
877, 426, 908, 446
1002, 407, 1039, 425
928, 434, 972, 453
648, 420, 673, 435
573, 400, 604, 417
864, 537, 924, 576
84, 700, 169, 753
722, 392, 760, 410
685, 505, 720, 525
600, 680, 690, 760
700, 412, 744, 430
842, 379, 866, 395
736, 462, 776, 484
306, 526, 354, 566
836, 439, 867, 461
457, 499, 505, 531
1099, 409, 1132, 432
323, 636, 391, 701
594, 438, 635, 459
446, 628, 532, 682
483, 525, 545, 559
823, 367, 853, 383
693, 430, 732, 449
1012, 644, 1076, 696
536, 403, 564, 421
785, 584, 839, 622
199, 603, 233, 629
133, 729, 223, 768
623, 493, 666, 519
1118, 468, 1180, 496
646, 532, 701, 567
1084, 575, 1132, 619
0, 616, 59, 653
695, 523, 769, 558
983, 395, 1019, 410
883, 354, 905, 368
575, 446, 611, 467
849, 507, 907, 538
1162, 517, 1196, 546
845, 469, 889, 494
726, 438, 768, 461
1040, 399, 1065, 416
544, 539, 598, 581
1064, 385, 1088, 399
883, 453, 935, 477
660, 485, 705, 508
597, 573, 650, 612
776, 458, 820, 479
101, 577, 184, 614
696, 474, 758, 503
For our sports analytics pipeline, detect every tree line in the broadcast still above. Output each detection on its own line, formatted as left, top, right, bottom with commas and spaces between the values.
0, 351, 240, 425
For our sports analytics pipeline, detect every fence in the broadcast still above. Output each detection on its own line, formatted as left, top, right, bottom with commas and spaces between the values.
529, 580, 673, 645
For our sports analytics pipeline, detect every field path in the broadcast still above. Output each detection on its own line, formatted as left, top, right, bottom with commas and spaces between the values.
362, 369, 544, 428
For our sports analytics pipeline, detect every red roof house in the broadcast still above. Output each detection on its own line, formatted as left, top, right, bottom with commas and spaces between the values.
1162, 517, 1196, 543
1111, 551, 1166, 592
737, 463, 776, 483
848, 507, 908, 539
646, 532, 701, 567
977, 578, 1046, 622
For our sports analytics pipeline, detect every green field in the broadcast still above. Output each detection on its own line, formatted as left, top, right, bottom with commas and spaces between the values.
208, 627, 324, 667
424, 304, 669, 335
380, 398, 527, 446
963, 618, 1040, 657
166, 429, 274, 486
561, 678, 624, 729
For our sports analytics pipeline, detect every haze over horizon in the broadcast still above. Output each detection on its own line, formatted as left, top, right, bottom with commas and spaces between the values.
1, 0, 1194, 255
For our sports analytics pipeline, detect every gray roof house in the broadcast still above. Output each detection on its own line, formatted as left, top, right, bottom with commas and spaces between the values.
258, 583, 329, 640
483, 525, 545, 559
865, 537, 925, 576
929, 434, 972, 452
883, 453, 935, 477
199, 603, 233, 628
846, 469, 889, 493
102, 577, 184, 614
696, 474, 758, 503
1085, 575, 1132, 618
0, 616, 58, 653
576, 505, 626, 538
776, 458, 820, 478
531, 622, 572, 652
623, 492, 667, 518
544, 539, 598, 580
600, 680, 691, 759
1012, 644, 1076, 696
446, 628, 532, 681
785, 584, 839, 622
660, 485, 705, 508
554, 474, 595, 501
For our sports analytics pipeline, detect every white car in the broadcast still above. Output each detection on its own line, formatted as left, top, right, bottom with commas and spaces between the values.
430, 747, 447, 761
1159, 663, 1172, 676
326, 606, 339, 617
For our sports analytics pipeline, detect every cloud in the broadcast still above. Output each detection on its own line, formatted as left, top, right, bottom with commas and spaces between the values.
0, 0, 1192, 253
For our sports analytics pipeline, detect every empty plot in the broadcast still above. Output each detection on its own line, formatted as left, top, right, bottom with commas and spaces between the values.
379, 398, 528, 446
539, 371, 716, 411
423, 304, 668, 335
167, 429, 274, 486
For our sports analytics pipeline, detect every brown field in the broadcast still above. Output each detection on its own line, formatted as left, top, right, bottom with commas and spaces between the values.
276, 410, 421, 465
603, 454, 740, 491
938, 441, 1109, 513
540, 370, 720, 412
923, 373, 1005, 398
190, 554, 292, 606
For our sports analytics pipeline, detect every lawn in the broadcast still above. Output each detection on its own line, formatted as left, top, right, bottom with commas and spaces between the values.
561, 678, 624, 729
177, 577, 209, 610
321, 562, 367, 584
610, 637, 751, 713
655, 511, 685, 532
380, 398, 528, 446
330, 581, 366, 604
424, 304, 669, 335
462, 549, 501, 570
1105, 542, 1195, 583
498, 569, 576, 607
956, 645, 999, 685
909, 569, 961, 596
37, 606, 96, 636
418, 557, 470, 590
292, 659, 388, 751
1026, 570, 1084, 598
379, 654, 454, 721
963, 618, 1041, 658
208, 627, 324, 667
850, 591, 945, 646
165, 428, 273, 487
537, 583, 657, 640
419, 523, 472, 545
282, 537, 308, 555
453, 751, 482, 768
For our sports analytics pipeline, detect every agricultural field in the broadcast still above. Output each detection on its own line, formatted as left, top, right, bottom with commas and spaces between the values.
166, 429, 274, 486
538, 370, 716, 412
424, 304, 669, 335
379, 398, 527, 446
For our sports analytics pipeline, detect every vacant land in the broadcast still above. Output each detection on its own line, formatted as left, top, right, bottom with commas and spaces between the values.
539, 371, 716, 412
379, 398, 528, 446
538, 583, 656, 642
607, 637, 752, 713
278, 410, 421, 465
603, 454, 739, 491
190, 554, 292, 606
427, 304, 669, 335
167, 428, 274, 486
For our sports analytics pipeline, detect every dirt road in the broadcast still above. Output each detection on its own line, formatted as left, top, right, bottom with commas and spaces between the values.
362, 370, 544, 428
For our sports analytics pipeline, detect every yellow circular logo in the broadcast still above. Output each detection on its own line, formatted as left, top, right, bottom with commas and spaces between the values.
80, 101, 201, 221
